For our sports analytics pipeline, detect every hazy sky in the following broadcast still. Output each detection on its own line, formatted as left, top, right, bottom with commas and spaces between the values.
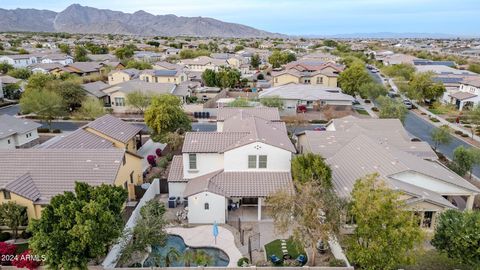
1, 0, 479, 35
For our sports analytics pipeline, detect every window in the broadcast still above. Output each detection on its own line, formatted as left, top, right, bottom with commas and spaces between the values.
122, 155, 126, 165
130, 171, 134, 183
155, 77, 158, 83
248, 155, 257, 168
259, 155, 267, 168
3, 190, 11, 200
204, 203, 209, 210
189, 154, 197, 170
145, 77, 149, 82
274, 78, 278, 83
114, 97, 125, 106
7, 139, 11, 144
423, 211, 434, 228
316, 77, 323, 84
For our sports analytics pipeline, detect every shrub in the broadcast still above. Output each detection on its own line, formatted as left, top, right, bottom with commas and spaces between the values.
158, 157, 169, 169
147, 155, 156, 167
464, 125, 472, 128
421, 112, 427, 115
52, 129, 61, 133
155, 148, 162, 157
371, 107, 379, 112
20, 230, 32, 239
329, 258, 347, 267
37, 128, 50, 133
429, 117, 440, 123
0, 232, 11, 241
12, 250, 41, 270
0, 242, 16, 265
237, 257, 250, 267
62, 116, 71, 120
454, 130, 463, 135
166, 153, 174, 162
446, 117, 456, 123
309, 119, 329, 124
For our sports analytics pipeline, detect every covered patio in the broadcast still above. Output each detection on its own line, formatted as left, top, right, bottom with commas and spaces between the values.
227, 197, 272, 222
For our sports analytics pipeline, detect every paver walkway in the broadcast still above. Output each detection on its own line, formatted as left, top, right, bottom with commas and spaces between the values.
166, 225, 242, 267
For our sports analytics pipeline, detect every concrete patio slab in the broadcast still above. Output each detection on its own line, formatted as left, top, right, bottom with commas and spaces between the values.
166, 225, 242, 267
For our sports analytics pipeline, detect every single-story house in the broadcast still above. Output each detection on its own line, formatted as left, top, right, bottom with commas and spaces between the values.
0, 115, 41, 149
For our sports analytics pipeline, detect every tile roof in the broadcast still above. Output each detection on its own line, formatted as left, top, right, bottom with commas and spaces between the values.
39, 129, 114, 149
182, 132, 248, 153
0, 148, 125, 204
217, 107, 280, 122
82, 81, 109, 98
103, 79, 177, 96
449, 91, 477, 100
0, 115, 41, 139
183, 170, 293, 197
167, 156, 185, 182
85, 114, 143, 144
260, 84, 354, 102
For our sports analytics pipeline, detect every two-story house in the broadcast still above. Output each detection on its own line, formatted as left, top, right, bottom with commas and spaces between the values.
445, 76, 480, 110
0, 55, 38, 68
271, 61, 344, 87
179, 56, 229, 72
108, 69, 140, 85
0, 115, 41, 149
0, 115, 144, 220
168, 108, 296, 224
139, 69, 187, 84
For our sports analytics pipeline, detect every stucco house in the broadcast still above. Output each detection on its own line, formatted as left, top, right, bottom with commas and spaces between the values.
272, 61, 343, 87
40, 53, 74, 65
168, 107, 296, 224
139, 69, 187, 84
443, 76, 480, 110
0, 115, 144, 220
296, 116, 479, 229
0, 54, 38, 68
0, 115, 41, 149
108, 69, 140, 85
179, 56, 229, 72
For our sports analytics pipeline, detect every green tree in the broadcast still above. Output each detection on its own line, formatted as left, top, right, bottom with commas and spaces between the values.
0, 62, 14, 74
468, 63, 480, 74
338, 61, 372, 96
85, 43, 109, 54
291, 153, 332, 187
217, 67, 241, 89
208, 41, 219, 53
358, 82, 387, 100
179, 49, 210, 59
165, 129, 185, 153
381, 63, 416, 81
323, 39, 338, 48
430, 126, 452, 151
228, 98, 251, 107
234, 45, 244, 52
250, 54, 261, 69
146, 41, 160, 47
20, 89, 66, 130
449, 146, 479, 177
0, 202, 27, 240
18, 48, 29, 54
144, 94, 191, 142
120, 200, 168, 266
432, 210, 480, 267
347, 173, 424, 270
114, 44, 136, 60
24, 73, 55, 92
28, 183, 128, 270
46, 80, 86, 111
267, 181, 344, 265
201, 69, 217, 87
260, 96, 283, 110
76, 97, 106, 119
407, 72, 445, 101
3, 83, 21, 99
377, 96, 408, 122
6, 68, 31, 79
126, 91, 155, 114
58, 43, 71, 54
74, 45, 89, 62
464, 104, 480, 138
125, 60, 152, 70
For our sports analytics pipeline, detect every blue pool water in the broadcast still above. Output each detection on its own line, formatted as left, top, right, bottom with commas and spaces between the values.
143, 235, 230, 267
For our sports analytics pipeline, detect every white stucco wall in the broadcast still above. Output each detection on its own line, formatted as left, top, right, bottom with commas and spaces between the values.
391, 171, 475, 196
168, 182, 187, 200
0, 136, 16, 149
182, 153, 224, 179
15, 130, 39, 146
223, 142, 291, 172
187, 191, 226, 224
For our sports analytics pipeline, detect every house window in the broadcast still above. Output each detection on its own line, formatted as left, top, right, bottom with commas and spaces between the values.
130, 171, 134, 183
259, 155, 267, 168
274, 78, 278, 83
145, 77, 149, 82
423, 211, 434, 228
248, 155, 257, 168
122, 155, 126, 165
3, 190, 11, 200
189, 154, 197, 170
114, 97, 125, 106
7, 139, 11, 144
155, 77, 158, 83
204, 203, 209, 210
316, 77, 323, 84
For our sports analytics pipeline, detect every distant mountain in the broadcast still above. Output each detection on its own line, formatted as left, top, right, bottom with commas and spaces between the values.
304, 32, 471, 39
0, 4, 283, 38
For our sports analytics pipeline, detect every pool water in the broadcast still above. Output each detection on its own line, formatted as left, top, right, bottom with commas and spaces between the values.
143, 235, 230, 267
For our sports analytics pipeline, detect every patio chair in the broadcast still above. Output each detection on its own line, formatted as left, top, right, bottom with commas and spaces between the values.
295, 254, 307, 265
270, 254, 282, 264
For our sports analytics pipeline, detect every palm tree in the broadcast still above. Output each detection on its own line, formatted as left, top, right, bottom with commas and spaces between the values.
164, 247, 181, 267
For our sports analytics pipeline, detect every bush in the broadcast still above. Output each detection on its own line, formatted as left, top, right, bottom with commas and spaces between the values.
12, 250, 41, 270
309, 119, 329, 124
329, 258, 347, 267
158, 157, 169, 169
464, 125, 472, 128
454, 130, 463, 135
0, 242, 16, 265
37, 128, 50, 133
52, 129, 61, 133
0, 231, 11, 241
166, 153, 174, 162
237, 257, 250, 267
446, 117, 456, 123
62, 116, 71, 120
155, 148, 162, 157
147, 155, 156, 167
429, 117, 440, 123
20, 230, 32, 239
371, 107, 379, 112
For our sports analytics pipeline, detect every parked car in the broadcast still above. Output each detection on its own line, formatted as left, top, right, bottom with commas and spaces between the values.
352, 99, 360, 105
403, 99, 413, 109
297, 105, 307, 113
313, 126, 326, 131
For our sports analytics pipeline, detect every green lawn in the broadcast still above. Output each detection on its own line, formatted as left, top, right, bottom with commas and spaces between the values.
15, 242, 29, 254
355, 109, 369, 115
398, 250, 471, 270
264, 238, 306, 263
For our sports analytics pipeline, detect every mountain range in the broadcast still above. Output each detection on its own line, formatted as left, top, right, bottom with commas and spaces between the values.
0, 4, 282, 38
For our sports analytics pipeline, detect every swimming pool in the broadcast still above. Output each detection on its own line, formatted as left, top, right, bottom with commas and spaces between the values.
143, 235, 230, 267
